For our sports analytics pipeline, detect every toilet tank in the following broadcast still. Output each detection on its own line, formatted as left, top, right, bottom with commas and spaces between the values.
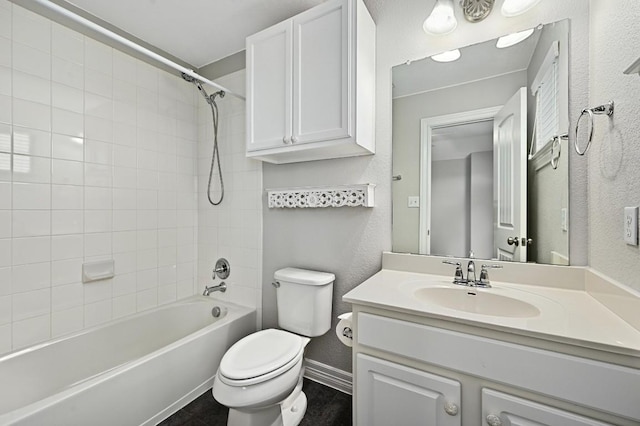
274, 267, 335, 337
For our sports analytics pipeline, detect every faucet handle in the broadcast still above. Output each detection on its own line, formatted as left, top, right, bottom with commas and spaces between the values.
478, 264, 503, 286
442, 260, 465, 283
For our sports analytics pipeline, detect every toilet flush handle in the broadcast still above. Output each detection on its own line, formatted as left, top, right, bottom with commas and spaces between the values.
272, 281, 280, 288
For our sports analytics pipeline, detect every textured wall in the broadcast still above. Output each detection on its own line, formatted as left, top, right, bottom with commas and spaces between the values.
588, 1, 640, 290
0, 2, 199, 354
262, 0, 590, 373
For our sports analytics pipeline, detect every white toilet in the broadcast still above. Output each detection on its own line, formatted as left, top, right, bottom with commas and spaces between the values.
212, 267, 335, 426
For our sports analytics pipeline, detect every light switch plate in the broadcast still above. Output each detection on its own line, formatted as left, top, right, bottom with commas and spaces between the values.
624, 206, 638, 246
408, 196, 420, 208
560, 208, 568, 232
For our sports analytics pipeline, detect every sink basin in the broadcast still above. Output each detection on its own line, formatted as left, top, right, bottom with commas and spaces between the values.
413, 287, 541, 318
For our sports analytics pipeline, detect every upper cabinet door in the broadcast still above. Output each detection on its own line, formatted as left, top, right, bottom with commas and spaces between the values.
246, 20, 293, 152
292, 0, 350, 145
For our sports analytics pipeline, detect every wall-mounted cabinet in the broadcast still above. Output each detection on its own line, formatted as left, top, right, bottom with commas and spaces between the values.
245, 0, 375, 164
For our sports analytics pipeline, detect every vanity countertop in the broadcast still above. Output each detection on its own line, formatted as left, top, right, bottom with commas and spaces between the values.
343, 268, 640, 359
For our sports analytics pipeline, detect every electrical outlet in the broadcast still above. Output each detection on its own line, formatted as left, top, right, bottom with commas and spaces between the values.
408, 196, 420, 208
624, 206, 638, 246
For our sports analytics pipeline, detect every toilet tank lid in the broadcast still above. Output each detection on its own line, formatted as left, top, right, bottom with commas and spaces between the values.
274, 268, 335, 285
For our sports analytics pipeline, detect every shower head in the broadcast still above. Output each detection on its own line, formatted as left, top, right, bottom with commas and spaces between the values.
181, 72, 196, 83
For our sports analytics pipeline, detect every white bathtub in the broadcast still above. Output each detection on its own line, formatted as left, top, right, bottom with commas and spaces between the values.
0, 296, 256, 426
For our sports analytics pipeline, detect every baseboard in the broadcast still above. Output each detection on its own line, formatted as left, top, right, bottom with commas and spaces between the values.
303, 358, 353, 395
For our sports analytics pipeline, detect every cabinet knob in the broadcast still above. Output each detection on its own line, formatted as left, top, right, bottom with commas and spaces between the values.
486, 414, 502, 426
282, 137, 289, 144
443, 401, 459, 416
291, 136, 298, 143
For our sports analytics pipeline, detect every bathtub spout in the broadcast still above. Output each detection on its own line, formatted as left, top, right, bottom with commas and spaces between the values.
203, 282, 227, 296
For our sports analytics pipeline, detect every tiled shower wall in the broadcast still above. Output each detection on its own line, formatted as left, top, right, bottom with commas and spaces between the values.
0, 2, 200, 354
196, 70, 263, 326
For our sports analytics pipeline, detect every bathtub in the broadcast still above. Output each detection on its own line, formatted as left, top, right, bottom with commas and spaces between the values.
0, 296, 256, 426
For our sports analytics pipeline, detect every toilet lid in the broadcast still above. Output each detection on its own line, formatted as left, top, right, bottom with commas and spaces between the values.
219, 329, 304, 381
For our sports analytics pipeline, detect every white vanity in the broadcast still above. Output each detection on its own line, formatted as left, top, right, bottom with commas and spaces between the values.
344, 253, 640, 426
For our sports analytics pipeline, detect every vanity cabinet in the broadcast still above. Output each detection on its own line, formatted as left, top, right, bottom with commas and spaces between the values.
245, 0, 375, 164
357, 354, 461, 426
352, 310, 640, 426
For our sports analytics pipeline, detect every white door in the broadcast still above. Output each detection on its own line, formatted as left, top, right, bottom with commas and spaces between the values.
482, 389, 612, 426
246, 20, 292, 151
292, 0, 350, 145
493, 87, 527, 262
356, 354, 461, 426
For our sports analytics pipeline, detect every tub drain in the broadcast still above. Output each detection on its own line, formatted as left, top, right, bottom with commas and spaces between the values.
211, 306, 221, 318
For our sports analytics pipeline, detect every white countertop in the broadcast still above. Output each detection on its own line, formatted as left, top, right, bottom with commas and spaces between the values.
343, 269, 640, 358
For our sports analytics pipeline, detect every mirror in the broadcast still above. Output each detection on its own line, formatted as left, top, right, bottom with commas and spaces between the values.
392, 20, 569, 265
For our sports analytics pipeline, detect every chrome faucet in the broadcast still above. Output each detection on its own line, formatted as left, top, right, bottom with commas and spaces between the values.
442, 259, 502, 288
203, 282, 227, 296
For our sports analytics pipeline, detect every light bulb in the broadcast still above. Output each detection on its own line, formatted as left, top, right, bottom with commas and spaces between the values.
501, 0, 542, 17
423, 0, 457, 35
496, 28, 535, 48
431, 49, 461, 62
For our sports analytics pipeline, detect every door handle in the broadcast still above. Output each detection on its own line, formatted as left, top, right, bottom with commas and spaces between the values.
521, 237, 533, 246
507, 237, 519, 246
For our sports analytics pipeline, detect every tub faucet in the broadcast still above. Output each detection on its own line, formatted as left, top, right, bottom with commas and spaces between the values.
203, 282, 227, 296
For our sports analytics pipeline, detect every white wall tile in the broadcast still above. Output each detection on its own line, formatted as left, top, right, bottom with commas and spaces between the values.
52, 57, 83, 89
52, 23, 83, 65
52, 282, 83, 311
12, 7, 50, 53
51, 306, 83, 337
85, 69, 112, 98
12, 182, 50, 210
84, 299, 111, 327
52, 184, 83, 209
52, 83, 83, 113
13, 98, 50, 131
52, 210, 83, 235
12, 288, 50, 321
51, 235, 82, 261
0, 239, 10, 268
52, 134, 83, 161
13, 71, 50, 105
52, 108, 83, 138
0, 210, 9, 238
12, 236, 50, 265
51, 258, 82, 286
0, 123, 10, 152
0, 295, 11, 325
12, 42, 50, 80
112, 293, 136, 318
84, 186, 111, 210
84, 163, 111, 187
12, 314, 49, 349
84, 139, 112, 165
113, 271, 136, 296
12, 210, 50, 237
51, 158, 83, 185
84, 38, 112, 74
12, 155, 50, 183
13, 127, 51, 157
84, 232, 111, 257
84, 210, 111, 233
136, 288, 157, 311
84, 278, 111, 304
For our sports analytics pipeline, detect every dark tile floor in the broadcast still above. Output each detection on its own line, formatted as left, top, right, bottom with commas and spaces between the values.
159, 379, 352, 426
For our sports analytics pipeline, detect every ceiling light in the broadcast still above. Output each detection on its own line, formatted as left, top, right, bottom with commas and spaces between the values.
501, 0, 542, 17
423, 0, 457, 35
496, 28, 535, 48
431, 49, 461, 62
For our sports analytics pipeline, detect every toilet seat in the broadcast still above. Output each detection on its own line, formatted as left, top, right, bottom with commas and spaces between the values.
218, 329, 305, 386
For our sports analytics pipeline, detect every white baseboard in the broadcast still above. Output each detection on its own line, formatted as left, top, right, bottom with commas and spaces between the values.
303, 358, 353, 395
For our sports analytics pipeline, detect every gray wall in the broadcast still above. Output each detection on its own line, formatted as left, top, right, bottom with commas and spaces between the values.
392, 71, 527, 253
260, 0, 591, 373
589, 0, 640, 290
527, 20, 570, 264
470, 151, 494, 260
431, 158, 469, 257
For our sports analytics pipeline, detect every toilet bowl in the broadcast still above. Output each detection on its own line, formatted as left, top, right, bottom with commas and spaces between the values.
212, 267, 335, 426
212, 329, 310, 426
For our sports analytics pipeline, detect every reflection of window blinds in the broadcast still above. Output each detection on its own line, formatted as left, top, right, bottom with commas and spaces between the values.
531, 41, 560, 154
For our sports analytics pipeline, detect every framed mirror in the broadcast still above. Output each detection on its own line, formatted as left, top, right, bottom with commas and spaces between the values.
392, 19, 570, 265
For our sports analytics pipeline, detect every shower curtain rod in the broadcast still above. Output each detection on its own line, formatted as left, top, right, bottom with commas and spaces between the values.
30, 0, 245, 101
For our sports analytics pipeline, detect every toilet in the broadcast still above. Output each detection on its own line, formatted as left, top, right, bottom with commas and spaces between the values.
212, 267, 335, 426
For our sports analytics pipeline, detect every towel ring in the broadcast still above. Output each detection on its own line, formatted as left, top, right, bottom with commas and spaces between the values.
550, 136, 561, 169
574, 101, 614, 156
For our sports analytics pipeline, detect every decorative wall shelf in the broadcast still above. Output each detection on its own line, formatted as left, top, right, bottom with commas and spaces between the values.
267, 184, 375, 209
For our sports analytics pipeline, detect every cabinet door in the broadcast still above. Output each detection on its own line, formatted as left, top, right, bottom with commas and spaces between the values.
482, 389, 612, 426
246, 20, 292, 151
292, 0, 350, 145
356, 354, 461, 426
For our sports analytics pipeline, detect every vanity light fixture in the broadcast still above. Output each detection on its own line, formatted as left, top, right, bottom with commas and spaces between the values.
501, 0, 542, 17
496, 27, 535, 48
423, 0, 457, 35
431, 49, 461, 62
